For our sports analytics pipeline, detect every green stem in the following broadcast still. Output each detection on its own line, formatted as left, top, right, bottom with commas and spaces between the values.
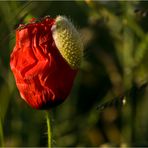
46, 111, 52, 148
0, 116, 4, 147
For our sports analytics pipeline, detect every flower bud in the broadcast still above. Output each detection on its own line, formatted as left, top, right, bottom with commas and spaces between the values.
52, 16, 83, 69
10, 16, 83, 109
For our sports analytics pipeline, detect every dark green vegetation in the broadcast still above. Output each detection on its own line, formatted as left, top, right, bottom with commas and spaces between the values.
0, 1, 148, 147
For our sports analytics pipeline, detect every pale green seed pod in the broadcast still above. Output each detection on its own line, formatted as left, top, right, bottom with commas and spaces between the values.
51, 16, 83, 69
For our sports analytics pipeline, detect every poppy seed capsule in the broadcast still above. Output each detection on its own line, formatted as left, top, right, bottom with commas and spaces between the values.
10, 16, 83, 109
52, 16, 83, 69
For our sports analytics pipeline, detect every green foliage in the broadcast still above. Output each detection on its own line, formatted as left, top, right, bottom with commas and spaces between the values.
0, 1, 148, 147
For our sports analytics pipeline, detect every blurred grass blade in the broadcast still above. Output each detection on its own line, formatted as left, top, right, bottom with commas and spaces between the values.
135, 34, 148, 64
0, 115, 4, 147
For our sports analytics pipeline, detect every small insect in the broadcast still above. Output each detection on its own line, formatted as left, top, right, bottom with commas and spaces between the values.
96, 95, 125, 112
96, 82, 148, 112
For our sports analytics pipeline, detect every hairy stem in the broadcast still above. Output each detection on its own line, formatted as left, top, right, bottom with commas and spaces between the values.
46, 111, 52, 148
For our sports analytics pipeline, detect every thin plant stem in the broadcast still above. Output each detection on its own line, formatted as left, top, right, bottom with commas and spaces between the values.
46, 111, 52, 148
0, 116, 4, 147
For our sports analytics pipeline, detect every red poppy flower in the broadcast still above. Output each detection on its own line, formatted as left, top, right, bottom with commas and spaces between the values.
10, 16, 83, 109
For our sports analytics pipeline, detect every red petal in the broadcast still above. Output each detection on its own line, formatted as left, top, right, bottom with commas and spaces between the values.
10, 17, 77, 109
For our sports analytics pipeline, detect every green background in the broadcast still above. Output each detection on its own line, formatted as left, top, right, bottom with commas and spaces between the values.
0, 1, 148, 147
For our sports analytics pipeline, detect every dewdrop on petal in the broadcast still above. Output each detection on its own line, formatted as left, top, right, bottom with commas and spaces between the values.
51, 16, 83, 69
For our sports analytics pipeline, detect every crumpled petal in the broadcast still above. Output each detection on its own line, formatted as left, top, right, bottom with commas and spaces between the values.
10, 17, 77, 109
